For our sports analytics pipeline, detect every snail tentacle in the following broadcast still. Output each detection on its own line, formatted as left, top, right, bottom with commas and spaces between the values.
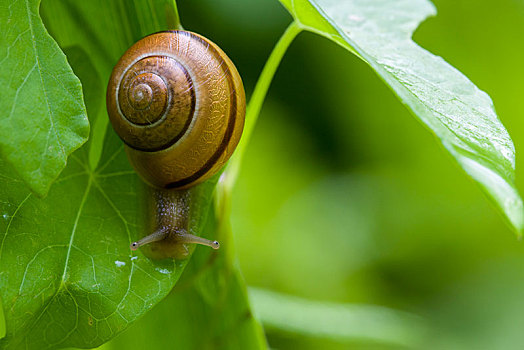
130, 228, 169, 251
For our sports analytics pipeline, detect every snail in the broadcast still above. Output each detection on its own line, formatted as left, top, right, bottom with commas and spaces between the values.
106, 30, 245, 259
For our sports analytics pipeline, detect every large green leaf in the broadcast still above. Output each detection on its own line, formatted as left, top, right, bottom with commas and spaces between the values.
0, 140, 177, 349
278, 0, 524, 234
0, 0, 90, 197
0, 129, 221, 349
0, 1, 264, 348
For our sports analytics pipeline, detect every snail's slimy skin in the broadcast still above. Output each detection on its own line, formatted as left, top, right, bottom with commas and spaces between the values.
133, 188, 219, 260
106, 31, 245, 258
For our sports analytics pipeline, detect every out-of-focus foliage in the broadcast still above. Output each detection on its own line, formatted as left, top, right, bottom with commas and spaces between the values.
249, 287, 428, 346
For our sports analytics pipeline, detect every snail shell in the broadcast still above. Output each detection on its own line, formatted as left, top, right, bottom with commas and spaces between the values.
106, 30, 245, 189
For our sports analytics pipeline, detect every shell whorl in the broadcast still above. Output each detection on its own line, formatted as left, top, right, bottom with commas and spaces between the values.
107, 31, 245, 189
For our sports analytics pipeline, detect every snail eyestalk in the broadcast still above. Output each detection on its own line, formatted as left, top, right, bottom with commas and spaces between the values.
130, 228, 169, 251
176, 231, 220, 249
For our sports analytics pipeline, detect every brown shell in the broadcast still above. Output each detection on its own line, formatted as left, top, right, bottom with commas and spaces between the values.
107, 31, 245, 189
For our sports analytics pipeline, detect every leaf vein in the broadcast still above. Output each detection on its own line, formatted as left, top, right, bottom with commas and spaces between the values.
0, 192, 31, 261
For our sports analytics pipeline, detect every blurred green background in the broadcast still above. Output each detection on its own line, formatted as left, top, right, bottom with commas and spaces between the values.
110, 0, 524, 349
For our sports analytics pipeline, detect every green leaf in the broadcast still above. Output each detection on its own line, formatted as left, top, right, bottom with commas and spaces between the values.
0, 1, 264, 348
0, 0, 90, 197
0, 138, 217, 349
250, 287, 427, 347
278, 0, 524, 234
0, 1, 225, 349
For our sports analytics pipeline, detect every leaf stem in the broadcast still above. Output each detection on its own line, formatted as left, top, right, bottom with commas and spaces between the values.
218, 21, 302, 203
167, 0, 183, 30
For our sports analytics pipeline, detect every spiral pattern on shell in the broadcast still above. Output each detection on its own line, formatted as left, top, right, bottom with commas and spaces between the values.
107, 31, 245, 189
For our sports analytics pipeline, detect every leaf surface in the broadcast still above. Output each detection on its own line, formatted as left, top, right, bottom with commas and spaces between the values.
0, 130, 220, 349
0, 0, 90, 196
279, 0, 524, 233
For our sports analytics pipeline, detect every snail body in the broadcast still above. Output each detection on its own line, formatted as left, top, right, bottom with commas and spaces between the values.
106, 31, 245, 258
